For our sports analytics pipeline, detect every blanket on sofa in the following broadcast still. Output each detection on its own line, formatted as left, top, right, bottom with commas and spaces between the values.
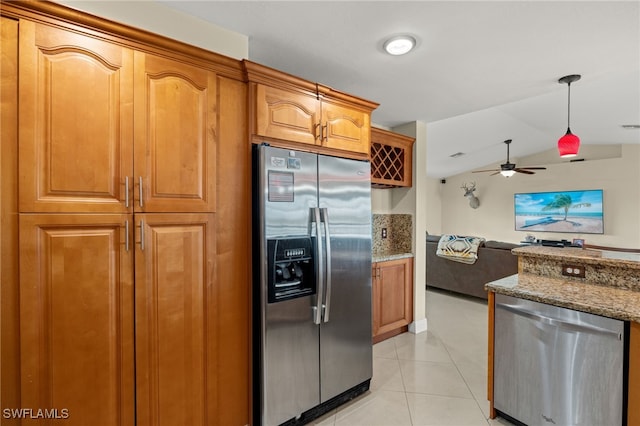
436, 234, 485, 264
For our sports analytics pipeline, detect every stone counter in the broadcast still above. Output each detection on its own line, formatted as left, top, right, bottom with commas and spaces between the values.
372, 251, 414, 263
486, 245, 640, 321
512, 245, 640, 291
486, 273, 640, 322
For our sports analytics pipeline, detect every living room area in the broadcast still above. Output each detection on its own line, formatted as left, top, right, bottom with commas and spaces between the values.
372, 119, 640, 335
365, 139, 640, 426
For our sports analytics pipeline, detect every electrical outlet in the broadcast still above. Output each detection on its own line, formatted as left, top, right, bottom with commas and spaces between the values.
561, 264, 585, 278
381, 228, 387, 239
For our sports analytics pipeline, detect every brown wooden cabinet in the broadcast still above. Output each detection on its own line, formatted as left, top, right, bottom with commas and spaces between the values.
18, 21, 216, 214
3, 3, 250, 425
18, 20, 134, 214
19, 213, 136, 425
372, 257, 413, 343
1, 16, 21, 421
246, 60, 378, 157
371, 127, 415, 188
134, 213, 216, 425
133, 52, 216, 213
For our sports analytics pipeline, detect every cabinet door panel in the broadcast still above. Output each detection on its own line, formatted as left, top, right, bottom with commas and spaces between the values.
134, 53, 216, 213
19, 213, 134, 426
135, 213, 216, 426
255, 84, 320, 145
321, 101, 370, 154
376, 258, 413, 336
19, 21, 134, 213
372, 264, 381, 336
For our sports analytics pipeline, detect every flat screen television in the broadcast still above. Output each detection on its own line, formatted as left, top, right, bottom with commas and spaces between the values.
514, 189, 604, 234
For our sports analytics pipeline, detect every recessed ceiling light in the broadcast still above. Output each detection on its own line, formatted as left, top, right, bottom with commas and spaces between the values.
383, 35, 416, 56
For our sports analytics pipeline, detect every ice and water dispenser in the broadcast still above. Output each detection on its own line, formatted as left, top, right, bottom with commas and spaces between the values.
267, 237, 316, 303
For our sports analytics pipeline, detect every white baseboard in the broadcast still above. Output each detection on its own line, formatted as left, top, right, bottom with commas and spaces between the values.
409, 318, 428, 334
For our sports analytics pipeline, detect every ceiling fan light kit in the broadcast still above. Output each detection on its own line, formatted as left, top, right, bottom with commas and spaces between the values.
472, 139, 547, 178
557, 74, 581, 158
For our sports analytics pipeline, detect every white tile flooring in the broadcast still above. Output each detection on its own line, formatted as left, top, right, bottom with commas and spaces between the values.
309, 289, 516, 426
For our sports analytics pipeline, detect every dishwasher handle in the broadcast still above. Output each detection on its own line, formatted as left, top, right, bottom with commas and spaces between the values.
496, 302, 622, 340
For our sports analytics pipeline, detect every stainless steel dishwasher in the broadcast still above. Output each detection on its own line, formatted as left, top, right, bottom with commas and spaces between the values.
494, 294, 626, 426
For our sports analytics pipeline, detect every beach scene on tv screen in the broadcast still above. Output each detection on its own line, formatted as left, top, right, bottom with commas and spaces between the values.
514, 190, 604, 234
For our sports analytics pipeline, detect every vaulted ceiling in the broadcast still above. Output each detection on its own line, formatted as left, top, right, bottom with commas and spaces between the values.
159, 1, 640, 178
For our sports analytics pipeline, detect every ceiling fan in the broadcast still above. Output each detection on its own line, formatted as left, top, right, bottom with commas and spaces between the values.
472, 139, 546, 177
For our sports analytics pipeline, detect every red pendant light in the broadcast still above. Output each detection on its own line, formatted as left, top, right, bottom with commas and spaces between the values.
557, 74, 581, 158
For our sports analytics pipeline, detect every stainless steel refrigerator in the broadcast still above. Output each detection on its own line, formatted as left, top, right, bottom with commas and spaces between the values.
252, 144, 372, 426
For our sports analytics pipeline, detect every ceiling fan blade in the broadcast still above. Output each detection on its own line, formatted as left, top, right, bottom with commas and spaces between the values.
472, 169, 500, 173
490, 171, 501, 176
518, 166, 547, 170
515, 169, 535, 175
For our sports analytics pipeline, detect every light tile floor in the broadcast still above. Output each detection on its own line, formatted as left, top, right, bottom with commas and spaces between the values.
309, 289, 516, 426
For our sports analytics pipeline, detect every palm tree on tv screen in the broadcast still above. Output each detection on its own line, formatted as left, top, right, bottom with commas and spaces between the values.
541, 194, 591, 221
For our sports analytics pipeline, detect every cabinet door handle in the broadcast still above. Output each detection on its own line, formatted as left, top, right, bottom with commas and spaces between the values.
125, 220, 130, 252
322, 124, 328, 142
138, 176, 144, 208
314, 123, 321, 141
138, 219, 145, 251
125, 176, 129, 208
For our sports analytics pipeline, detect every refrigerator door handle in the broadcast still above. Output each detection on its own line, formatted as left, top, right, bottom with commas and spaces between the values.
312, 207, 324, 325
321, 208, 332, 323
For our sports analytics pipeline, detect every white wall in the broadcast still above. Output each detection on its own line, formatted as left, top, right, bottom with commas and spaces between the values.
434, 144, 640, 248
424, 177, 443, 236
54, 1, 248, 59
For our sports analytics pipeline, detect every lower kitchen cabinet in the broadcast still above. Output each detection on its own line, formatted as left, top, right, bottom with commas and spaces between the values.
372, 257, 413, 343
18, 212, 216, 426
19, 214, 136, 425
134, 214, 216, 426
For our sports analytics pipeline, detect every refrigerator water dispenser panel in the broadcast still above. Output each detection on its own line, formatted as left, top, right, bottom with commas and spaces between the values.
267, 237, 316, 303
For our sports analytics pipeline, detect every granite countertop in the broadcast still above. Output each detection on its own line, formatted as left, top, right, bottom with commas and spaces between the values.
488, 244, 640, 322
372, 251, 414, 263
486, 273, 640, 322
512, 245, 640, 268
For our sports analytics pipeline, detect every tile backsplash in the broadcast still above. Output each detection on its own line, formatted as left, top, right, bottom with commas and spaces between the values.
372, 214, 413, 254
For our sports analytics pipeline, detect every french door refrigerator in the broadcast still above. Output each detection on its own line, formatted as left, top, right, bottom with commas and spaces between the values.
253, 144, 373, 426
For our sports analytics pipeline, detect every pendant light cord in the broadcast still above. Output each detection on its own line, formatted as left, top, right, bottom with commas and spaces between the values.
567, 82, 572, 128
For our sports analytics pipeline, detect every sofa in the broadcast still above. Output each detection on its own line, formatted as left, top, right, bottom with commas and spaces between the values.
426, 235, 519, 300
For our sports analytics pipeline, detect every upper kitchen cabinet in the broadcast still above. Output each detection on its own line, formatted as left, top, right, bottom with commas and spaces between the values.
370, 127, 415, 188
133, 52, 216, 213
245, 60, 378, 158
18, 21, 216, 214
18, 20, 134, 213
